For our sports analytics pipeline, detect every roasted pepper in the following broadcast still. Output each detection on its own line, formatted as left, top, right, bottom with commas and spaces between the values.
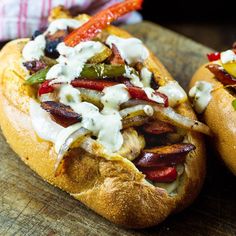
88, 46, 112, 64
26, 64, 126, 85
26, 67, 50, 85
72, 79, 168, 106
64, 0, 143, 46
81, 64, 125, 79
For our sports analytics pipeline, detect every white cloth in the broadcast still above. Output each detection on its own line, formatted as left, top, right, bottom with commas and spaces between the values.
0, 0, 142, 41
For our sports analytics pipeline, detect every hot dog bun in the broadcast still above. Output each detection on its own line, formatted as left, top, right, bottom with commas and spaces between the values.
190, 63, 236, 175
0, 25, 206, 228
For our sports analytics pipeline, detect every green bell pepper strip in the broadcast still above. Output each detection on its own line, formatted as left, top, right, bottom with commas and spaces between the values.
25, 67, 50, 85
80, 64, 125, 79
25, 64, 126, 85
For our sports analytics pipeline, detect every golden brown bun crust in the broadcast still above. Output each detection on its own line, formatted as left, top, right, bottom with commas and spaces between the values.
190, 64, 236, 175
0, 26, 205, 228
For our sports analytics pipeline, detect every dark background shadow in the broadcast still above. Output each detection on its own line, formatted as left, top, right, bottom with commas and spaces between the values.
141, 0, 236, 50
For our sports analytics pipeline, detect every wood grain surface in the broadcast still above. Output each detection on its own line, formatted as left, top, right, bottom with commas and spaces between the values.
0, 21, 235, 236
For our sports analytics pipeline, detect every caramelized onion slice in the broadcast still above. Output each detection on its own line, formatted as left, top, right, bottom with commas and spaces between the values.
120, 105, 153, 119
120, 105, 153, 128
122, 116, 150, 129
55, 127, 91, 176
153, 105, 211, 136
121, 99, 211, 136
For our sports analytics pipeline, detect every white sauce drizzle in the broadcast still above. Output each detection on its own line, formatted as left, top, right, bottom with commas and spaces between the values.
22, 18, 85, 61
124, 66, 143, 87
59, 84, 81, 106
58, 84, 130, 152
143, 105, 154, 116
22, 35, 46, 61
27, 24, 188, 155
101, 84, 131, 114
106, 35, 149, 65
157, 81, 187, 107
141, 67, 152, 87
189, 81, 213, 114
46, 41, 104, 84
143, 87, 164, 104
221, 50, 236, 64
30, 84, 130, 153
124, 66, 165, 105
106, 35, 169, 106
46, 18, 84, 35
29, 100, 63, 143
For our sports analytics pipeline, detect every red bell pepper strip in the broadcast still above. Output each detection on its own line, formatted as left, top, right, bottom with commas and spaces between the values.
39, 79, 168, 107
71, 79, 168, 106
207, 52, 220, 62
71, 79, 117, 91
38, 80, 54, 96
64, 0, 143, 47
126, 85, 168, 107
141, 167, 177, 183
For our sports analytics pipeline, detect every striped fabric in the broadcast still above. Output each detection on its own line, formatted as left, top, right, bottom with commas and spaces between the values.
0, 0, 142, 41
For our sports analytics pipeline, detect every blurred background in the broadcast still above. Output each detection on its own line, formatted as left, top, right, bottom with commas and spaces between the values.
141, 0, 236, 50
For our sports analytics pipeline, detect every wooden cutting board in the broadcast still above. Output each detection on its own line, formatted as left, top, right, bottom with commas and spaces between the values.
0, 21, 235, 236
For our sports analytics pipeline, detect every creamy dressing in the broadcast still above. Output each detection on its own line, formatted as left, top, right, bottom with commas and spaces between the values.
124, 66, 143, 87
158, 81, 187, 107
124, 66, 165, 105
189, 81, 213, 114
46, 18, 84, 35
26, 21, 153, 154
22, 35, 46, 61
221, 50, 236, 64
143, 87, 165, 104
22, 18, 86, 61
29, 100, 63, 143
106, 35, 149, 64
27, 23, 186, 155
141, 67, 152, 87
101, 84, 130, 114
30, 92, 126, 153
59, 84, 81, 106
143, 105, 154, 116
46, 41, 104, 84
28, 38, 130, 152
58, 84, 130, 152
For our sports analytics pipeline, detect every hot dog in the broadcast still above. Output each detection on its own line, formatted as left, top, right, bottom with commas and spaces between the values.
189, 44, 236, 175
0, 2, 208, 228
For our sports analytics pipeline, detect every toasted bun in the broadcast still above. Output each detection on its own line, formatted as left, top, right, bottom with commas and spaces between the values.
190, 63, 236, 175
0, 25, 206, 228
